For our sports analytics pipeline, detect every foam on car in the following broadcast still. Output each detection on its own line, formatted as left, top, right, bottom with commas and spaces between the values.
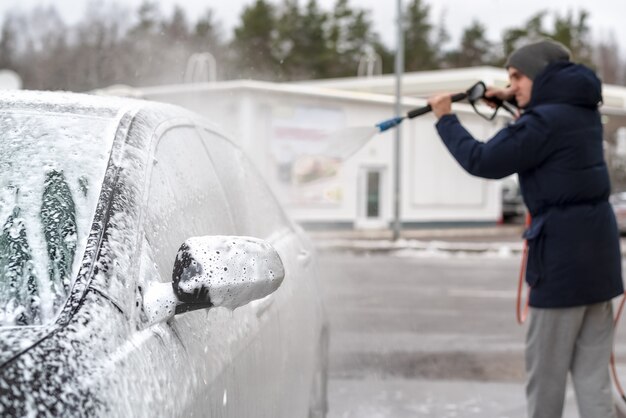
176, 236, 284, 310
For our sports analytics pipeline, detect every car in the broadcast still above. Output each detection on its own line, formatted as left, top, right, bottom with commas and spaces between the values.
610, 192, 626, 234
501, 175, 526, 222
0, 90, 328, 417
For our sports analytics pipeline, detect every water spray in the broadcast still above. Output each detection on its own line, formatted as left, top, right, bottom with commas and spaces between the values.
321, 81, 516, 161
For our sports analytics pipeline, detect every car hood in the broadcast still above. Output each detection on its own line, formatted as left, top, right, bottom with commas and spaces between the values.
0, 325, 57, 367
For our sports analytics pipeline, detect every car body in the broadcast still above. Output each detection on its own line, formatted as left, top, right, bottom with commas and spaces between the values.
0, 90, 328, 417
610, 192, 626, 234
501, 174, 525, 221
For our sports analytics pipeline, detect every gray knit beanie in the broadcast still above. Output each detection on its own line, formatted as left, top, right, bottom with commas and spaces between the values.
505, 39, 571, 80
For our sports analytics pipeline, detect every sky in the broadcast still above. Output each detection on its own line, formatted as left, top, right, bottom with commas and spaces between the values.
0, 0, 625, 51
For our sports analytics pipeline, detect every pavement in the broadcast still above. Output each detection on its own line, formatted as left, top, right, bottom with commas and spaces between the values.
312, 223, 626, 418
308, 224, 525, 242
309, 224, 525, 254
310, 223, 626, 257
327, 378, 581, 418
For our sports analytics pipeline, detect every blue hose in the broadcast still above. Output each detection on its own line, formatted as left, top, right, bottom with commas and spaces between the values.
376, 116, 405, 132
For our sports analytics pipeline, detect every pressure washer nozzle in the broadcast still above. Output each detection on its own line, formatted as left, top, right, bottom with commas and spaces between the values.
376, 116, 405, 132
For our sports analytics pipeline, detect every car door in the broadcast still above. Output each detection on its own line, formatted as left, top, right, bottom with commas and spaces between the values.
133, 122, 296, 417
92, 121, 239, 416
198, 128, 327, 417
138, 123, 245, 415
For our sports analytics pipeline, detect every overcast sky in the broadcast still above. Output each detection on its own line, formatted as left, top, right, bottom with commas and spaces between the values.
1, 0, 625, 51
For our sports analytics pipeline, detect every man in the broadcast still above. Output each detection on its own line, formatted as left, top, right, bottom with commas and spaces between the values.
428, 39, 624, 417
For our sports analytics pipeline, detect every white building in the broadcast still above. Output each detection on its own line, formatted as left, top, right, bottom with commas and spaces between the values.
99, 66, 626, 231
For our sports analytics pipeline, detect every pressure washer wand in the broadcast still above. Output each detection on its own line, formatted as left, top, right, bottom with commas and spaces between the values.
376, 92, 468, 133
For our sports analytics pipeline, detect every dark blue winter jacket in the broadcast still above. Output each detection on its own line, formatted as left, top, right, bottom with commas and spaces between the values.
436, 62, 624, 308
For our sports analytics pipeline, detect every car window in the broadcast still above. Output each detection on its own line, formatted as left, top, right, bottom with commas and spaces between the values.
199, 129, 294, 240
0, 110, 116, 327
143, 127, 236, 282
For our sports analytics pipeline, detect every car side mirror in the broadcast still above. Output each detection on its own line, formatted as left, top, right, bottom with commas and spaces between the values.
143, 236, 285, 324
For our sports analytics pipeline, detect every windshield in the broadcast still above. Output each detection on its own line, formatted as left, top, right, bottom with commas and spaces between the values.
0, 110, 117, 327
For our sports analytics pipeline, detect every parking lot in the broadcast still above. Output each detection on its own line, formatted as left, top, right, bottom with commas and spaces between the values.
317, 249, 626, 417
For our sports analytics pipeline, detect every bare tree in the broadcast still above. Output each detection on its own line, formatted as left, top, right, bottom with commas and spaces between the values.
16, 6, 70, 90
0, 14, 19, 70
594, 32, 623, 85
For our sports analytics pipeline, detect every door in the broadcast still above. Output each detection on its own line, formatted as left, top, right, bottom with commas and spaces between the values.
356, 166, 386, 229
133, 125, 240, 416
199, 127, 319, 417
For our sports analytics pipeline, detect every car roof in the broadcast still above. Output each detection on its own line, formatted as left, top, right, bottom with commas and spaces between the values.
0, 89, 229, 140
0, 89, 137, 117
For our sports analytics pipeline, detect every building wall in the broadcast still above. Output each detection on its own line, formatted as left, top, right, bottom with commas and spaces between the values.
141, 83, 506, 229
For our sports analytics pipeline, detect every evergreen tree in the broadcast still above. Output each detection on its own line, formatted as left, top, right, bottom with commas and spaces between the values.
2, 2, 623, 89
125, 1, 165, 85
163, 6, 189, 46
552, 10, 592, 66
326, 0, 382, 78
161, 6, 191, 82
274, 0, 335, 80
133, 1, 160, 35
232, 0, 279, 80
193, 9, 222, 47
403, 0, 439, 71
433, 11, 450, 66
500, 9, 592, 67
445, 20, 494, 68
190, 9, 227, 80
274, 0, 299, 68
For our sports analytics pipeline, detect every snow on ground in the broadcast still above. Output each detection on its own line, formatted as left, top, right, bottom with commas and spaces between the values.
316, 238, 523, 259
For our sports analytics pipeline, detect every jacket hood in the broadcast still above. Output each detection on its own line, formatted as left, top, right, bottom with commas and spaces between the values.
528, 62, 602, 109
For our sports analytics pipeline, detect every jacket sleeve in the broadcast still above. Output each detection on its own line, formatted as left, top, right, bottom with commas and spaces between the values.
435, 113, 550, 179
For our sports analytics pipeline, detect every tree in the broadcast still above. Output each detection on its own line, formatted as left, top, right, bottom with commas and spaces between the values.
500, 9, 593, 67
124, 1, 162, 85
274, 0, 300, 71
551, 10, 592, 65
433, 10, 450, 65
403, 0, 439, 71
326, 0, 384, 78
0, 14, 18, 70
16, 6, 71, 90
70, 2, 130, 91
444, 20, 494, 68
163, 6, 189, 42
501, 11, 549, 62
160, 7, 192, 83
125, 1, 191, 86
193, 9, 222, 47
190, 9, 228, 80
133, 1, 160, 35
273, 0, 337, 80
593, 32, 623, 85
232, 0, 279, 80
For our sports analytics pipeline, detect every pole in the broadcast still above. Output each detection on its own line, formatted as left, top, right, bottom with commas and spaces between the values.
392, 0, 404, 241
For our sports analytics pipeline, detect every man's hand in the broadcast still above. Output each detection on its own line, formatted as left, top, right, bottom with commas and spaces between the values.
483, 86, 514, 109
428, 93, 452, 119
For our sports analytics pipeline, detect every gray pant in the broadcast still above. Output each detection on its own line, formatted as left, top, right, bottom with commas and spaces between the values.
526, 302, 616, 418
